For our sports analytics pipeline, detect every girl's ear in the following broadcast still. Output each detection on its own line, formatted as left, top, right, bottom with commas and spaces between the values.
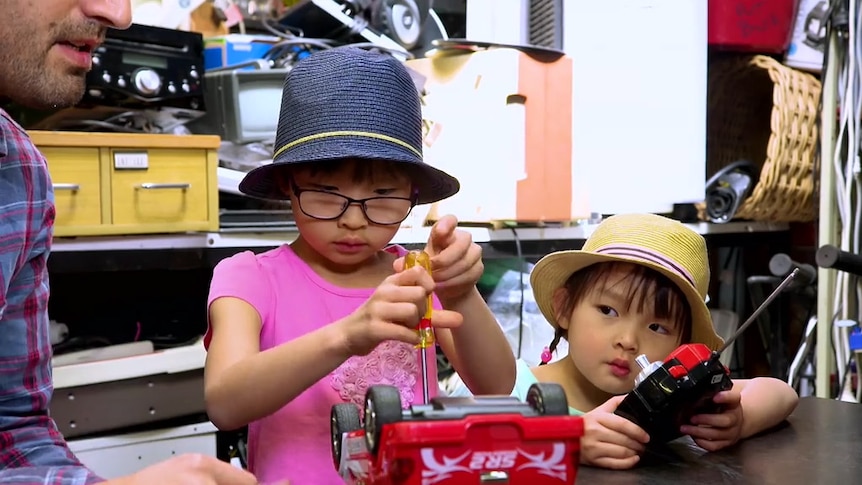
552, 287, 571, 330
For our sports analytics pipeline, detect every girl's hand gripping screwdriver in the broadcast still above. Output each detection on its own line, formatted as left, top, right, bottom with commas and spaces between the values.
405, 250, 434, 404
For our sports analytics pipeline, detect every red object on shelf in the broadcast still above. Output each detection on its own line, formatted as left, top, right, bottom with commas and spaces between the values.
708, 0, 799, 54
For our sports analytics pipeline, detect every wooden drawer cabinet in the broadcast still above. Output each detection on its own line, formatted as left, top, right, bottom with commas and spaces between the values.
29, 131, 220, 237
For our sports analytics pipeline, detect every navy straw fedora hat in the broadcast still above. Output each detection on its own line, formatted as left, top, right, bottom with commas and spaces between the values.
238, 46, 460, 205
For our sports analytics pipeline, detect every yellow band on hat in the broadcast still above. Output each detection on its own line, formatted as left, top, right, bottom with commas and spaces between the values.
273, 130, 421, 159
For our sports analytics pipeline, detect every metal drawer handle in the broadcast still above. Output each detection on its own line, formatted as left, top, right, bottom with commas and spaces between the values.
53, 183, 80, 191
136, 183, 191, 190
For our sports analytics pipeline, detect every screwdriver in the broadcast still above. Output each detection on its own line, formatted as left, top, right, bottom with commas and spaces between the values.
405, 250, 434, 404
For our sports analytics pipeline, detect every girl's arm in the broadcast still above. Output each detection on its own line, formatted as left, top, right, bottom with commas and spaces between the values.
205, 260, 449, 431
413, 216, 516, 396
204, 297, 350, 430
435, 287, 516, 396
204, 297, 353, 430
734, 377, 799, 439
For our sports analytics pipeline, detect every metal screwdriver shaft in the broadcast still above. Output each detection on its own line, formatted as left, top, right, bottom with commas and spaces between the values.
420, 347, 429, 404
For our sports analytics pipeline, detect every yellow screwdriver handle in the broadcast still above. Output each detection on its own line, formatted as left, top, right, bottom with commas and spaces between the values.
405, 250, 435, 348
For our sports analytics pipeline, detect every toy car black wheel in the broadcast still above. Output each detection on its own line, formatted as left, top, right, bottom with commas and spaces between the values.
527, 382, 569, 416
330, 403, 362, 471
364, 385, 403, 455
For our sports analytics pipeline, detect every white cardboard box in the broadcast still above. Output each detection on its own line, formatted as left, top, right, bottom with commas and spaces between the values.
132, 0, 208, 30
465, 1, 708, 216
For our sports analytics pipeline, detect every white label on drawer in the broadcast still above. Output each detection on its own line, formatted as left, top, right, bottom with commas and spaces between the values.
114, 152, 149, 170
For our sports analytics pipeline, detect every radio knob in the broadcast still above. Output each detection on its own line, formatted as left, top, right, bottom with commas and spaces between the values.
133, 69, 161, 95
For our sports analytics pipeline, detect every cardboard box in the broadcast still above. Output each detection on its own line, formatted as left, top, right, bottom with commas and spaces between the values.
407, 49, 573, 224
204, 35, 281, 71
132, 0, 208, 31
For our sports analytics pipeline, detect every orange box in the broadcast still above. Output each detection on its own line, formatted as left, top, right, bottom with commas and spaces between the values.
407, 49, 574, 224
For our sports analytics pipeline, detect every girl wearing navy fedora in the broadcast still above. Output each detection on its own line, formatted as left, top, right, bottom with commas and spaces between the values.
202, 47, 516, 484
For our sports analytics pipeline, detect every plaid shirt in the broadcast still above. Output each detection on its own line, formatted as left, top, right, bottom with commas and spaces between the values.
0, 108, 101, 483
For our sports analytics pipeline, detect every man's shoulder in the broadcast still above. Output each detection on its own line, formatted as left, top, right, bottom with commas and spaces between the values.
0, 106, 37, 163
0, 106, 26, 129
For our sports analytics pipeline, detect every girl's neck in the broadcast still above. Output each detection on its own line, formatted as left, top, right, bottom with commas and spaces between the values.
290, 236, 395, 288
536, 358, 613, 412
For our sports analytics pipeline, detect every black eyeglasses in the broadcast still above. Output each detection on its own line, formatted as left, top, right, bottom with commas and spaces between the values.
290, 181, 416, 225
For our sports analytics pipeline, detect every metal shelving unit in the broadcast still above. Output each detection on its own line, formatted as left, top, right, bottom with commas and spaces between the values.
51, 220, 790, 253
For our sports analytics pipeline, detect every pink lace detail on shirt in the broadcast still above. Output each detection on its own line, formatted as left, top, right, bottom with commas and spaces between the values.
330, 340, 418, 409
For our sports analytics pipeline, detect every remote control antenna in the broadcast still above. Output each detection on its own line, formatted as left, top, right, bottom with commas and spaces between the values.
405, 250, 434, 404
717, 268, 798, 354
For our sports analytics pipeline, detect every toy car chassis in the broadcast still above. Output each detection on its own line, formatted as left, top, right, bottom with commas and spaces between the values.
331, 382, 584, 484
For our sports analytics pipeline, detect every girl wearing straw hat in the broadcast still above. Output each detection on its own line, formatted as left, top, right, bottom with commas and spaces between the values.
202, 47, 516, 484
451, 213, 798, 470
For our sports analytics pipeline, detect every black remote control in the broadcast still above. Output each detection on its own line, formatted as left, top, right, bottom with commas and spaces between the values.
615, 269, 799, 443
614, 344, 732, 443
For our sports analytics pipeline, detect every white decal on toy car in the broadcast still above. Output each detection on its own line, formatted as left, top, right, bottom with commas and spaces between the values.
420, 448, 472, 485
516, 443, 567, 481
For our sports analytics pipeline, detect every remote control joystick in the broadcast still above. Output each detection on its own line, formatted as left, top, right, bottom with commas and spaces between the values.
633, 354, 661, 386
615, 269, 799, 444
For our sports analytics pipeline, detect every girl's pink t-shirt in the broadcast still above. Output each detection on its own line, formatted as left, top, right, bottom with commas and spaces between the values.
206, 244, 439, 484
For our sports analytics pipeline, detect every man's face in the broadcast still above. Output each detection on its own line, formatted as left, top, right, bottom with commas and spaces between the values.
0, 0, 132, 109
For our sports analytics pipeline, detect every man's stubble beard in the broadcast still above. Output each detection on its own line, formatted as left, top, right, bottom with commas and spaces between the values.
0, 49, 88, 110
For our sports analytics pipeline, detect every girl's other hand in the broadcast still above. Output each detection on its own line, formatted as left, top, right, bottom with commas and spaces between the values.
681, 388, 744, 452
393, 215, 483, 304
580, 395, 651, 470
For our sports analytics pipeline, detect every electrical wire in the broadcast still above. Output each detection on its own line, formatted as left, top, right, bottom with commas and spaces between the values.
260, 15, 335, 48
830, 0, 848, 398
829, 0, 861, 401
252, 9, 413, 68
60, 120, 148, 133
508, 226, 525, 359
848, 0, 862, 401
53, 110, 170, 133
856, 0, 862, 402
342, 42, 415, 59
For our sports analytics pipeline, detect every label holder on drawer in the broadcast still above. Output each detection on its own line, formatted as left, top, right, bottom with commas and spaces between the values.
114, 152, 149, 170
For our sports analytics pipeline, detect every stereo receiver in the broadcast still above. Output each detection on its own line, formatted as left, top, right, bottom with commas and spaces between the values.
81, 23, 206, 111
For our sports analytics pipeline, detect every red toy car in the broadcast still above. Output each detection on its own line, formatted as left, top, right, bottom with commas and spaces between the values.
331, 382, 584, 484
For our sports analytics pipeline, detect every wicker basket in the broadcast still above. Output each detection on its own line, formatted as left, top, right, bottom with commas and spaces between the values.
702, 55, 821, 222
